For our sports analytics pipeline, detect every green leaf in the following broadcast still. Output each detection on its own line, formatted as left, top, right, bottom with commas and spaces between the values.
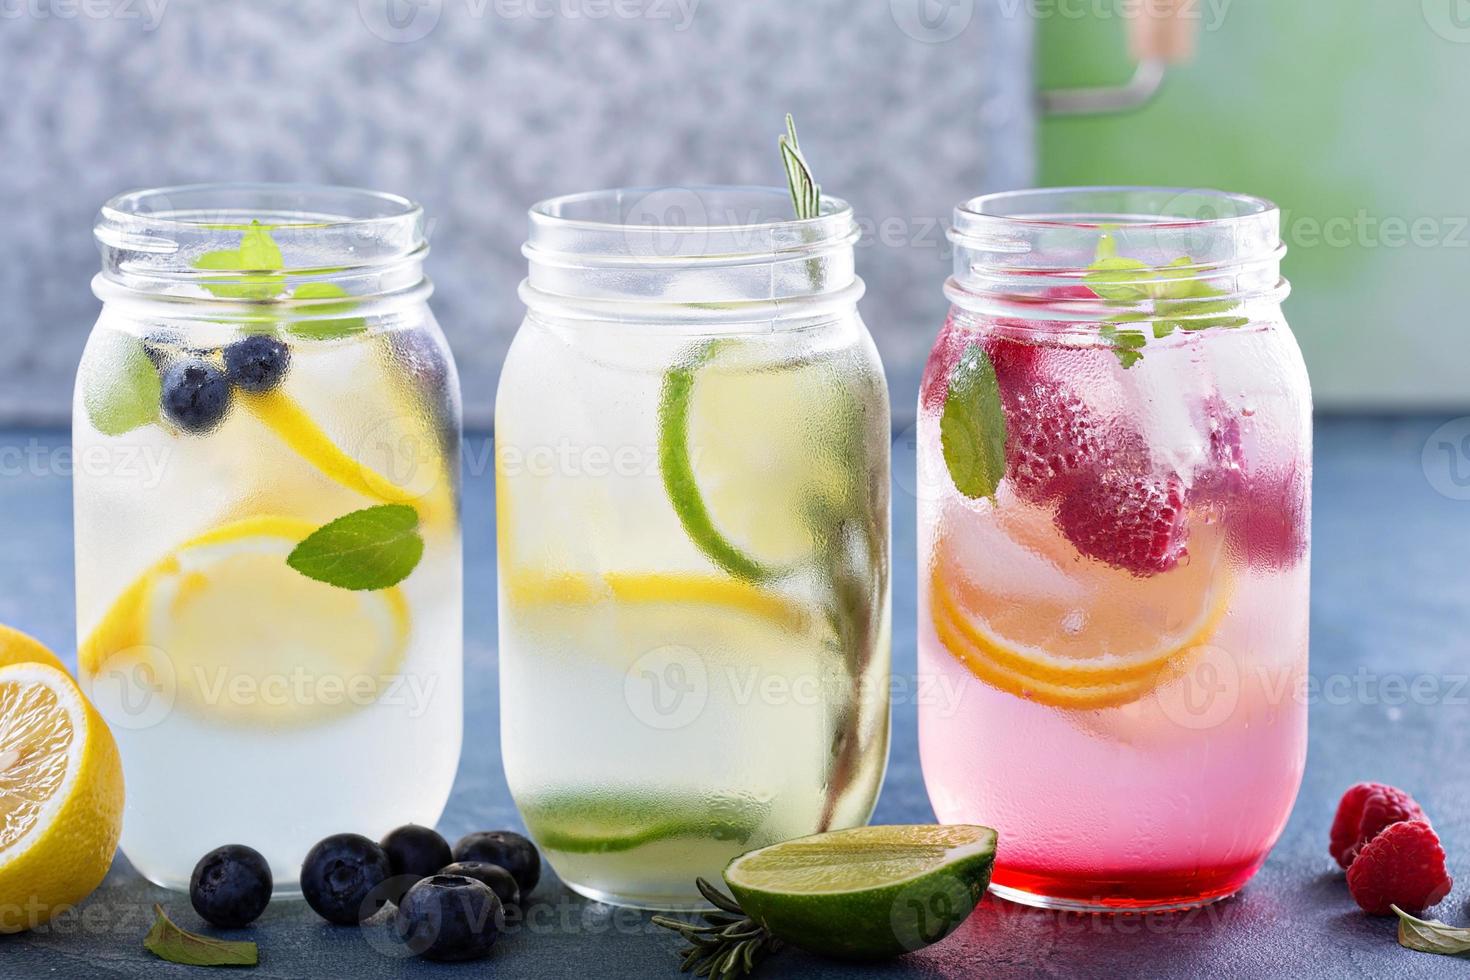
144, 904, 258, 967
287, 505, 424, 591
194, 221, 287, 301
287, 282, 368, 340
83, 332, 161, 436
1099, 322, 1147, 369
939, 343, 1007, 499
1393, 905, 1470, 956
1084, 257, 1152, 302
779, 114, 821, 221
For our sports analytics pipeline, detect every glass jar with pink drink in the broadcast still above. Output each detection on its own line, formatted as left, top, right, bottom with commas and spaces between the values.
917, 187, 1310, 911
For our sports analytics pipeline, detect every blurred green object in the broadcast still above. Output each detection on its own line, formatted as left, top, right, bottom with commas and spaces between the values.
1039, 2, 1470, 410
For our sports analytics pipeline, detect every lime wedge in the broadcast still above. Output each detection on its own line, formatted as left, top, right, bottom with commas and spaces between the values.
724, 824, 997, 960
522, 793, 770, 855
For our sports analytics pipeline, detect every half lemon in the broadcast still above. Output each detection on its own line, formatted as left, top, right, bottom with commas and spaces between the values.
0, 661, 124, 932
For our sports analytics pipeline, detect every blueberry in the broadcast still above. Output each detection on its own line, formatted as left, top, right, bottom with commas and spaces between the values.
379, 825, 452, 904
439, 861, 520, 908
189, 844, 272, 928
300, 833, 393, 925
161, 359, 231, 432
452, 831, 540, 896
223, 335, 291, 392
395, 874, 502, 962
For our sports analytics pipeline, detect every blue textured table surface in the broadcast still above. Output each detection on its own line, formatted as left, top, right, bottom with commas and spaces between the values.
1, 417, 1468, 979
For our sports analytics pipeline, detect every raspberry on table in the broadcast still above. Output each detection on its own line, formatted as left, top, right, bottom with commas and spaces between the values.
1345, 819, 1452, 915
1329, 782, 1427, 869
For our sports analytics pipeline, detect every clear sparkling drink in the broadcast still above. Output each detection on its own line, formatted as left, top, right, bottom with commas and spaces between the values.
918, 189, 1310, 911
75, 185, 462, 892
498, 188, 891, 909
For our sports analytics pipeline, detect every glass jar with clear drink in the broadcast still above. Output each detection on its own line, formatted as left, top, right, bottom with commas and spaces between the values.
918, 188, 1310, 911
76, 184, 463, 892
497, 186, 891, 909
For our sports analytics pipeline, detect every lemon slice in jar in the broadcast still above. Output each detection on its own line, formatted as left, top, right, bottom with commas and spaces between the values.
928, 501, 1232, 709
0, 660, 124, 933
80, 516, 409, 727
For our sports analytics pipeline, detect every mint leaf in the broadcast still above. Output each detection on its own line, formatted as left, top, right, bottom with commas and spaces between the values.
1099, 322, 1147, 368
1393, 906, 1470, 956
287, 505, 423, 590
84, 332, 161, 435
195, 221, 286, 301
939, 343, 1007, 499
144, 904, 258, 967
287, 282, 367, 340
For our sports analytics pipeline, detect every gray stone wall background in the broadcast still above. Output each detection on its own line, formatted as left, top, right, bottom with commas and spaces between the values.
0, 0, 1034, 428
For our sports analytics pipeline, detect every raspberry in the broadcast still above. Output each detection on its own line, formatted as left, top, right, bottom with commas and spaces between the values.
998, 379, 1108, 504
1345, 820, 1452, 915
1054, 470, 1190, 576
1329, 782, 1427, 869
1195, 398, 1307, 570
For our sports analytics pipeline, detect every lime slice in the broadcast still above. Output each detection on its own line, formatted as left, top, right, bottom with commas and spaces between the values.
724, 824, 997, 960
657, 341, 857, 583
522, 793, 769, 855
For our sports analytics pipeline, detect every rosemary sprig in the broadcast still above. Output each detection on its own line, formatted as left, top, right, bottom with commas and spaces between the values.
652, 879, 784, 979
778, 114, 820, 220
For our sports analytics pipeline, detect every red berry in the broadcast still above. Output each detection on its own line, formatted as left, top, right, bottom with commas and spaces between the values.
1329, 783, 1376, 868
1329, 782, 1427, 869
997, 378, 1108, 504
1054, 470, 1190, 576
1347, 785, 1428, 867
1345, 820, 1452, 915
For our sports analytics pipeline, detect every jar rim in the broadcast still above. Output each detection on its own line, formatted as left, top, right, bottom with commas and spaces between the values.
99, 182, 422, 238
953, 186, 1278, 239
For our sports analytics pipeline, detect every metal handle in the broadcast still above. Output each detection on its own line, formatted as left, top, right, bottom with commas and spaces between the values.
1040, 0, 1199, 117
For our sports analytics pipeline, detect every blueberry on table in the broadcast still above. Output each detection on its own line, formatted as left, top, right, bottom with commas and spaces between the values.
223, 335, 291, 392
162, 359, 231, 433
440, 861, 520, 908
189, 844, 272, 928
300, 833, 393, 925
396, 874, 502, 962
452, 831, 541, 896
379, 825, 453, 904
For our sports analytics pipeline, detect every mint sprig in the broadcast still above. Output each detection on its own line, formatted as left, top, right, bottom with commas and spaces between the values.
939, 343, 1007, 500
144, 904, 258, 967
1393, 905, 1470, 957
1084, 244, 1248, 368
287, 504, 424, 591
192, 222, 366, 338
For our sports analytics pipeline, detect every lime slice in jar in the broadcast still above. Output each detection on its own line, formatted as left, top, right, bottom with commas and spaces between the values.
657, 341, 855, 582
521, 792, 770, 855
723, 824, 997, 960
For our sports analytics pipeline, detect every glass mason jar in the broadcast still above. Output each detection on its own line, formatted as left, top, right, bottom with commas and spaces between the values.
917, 188, 1310, 911
498, 187, 891, 909
76, 184, 463, 892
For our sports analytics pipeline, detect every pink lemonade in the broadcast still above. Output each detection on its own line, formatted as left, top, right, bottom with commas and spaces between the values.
919, 189, 1311, 911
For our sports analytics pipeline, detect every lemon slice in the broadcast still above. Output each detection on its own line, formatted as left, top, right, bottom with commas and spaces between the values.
239, 389, 454, 530
929, 503, 1232, 708
80, 516, 410, 727
0, 661, 124, 932
504, 569, 813, 636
